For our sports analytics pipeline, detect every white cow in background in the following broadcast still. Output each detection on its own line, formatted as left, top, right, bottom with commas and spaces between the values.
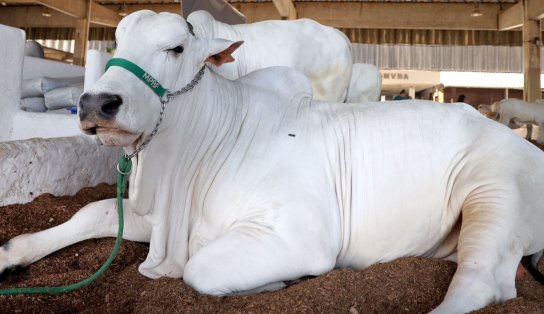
1, 11, 544, 314
478, 102, 536, 140
188, 10, 380, 102
477, 102, 499, 119
345, 63, 382, 102
187, 10, 352, 102
478, 99, 544, 143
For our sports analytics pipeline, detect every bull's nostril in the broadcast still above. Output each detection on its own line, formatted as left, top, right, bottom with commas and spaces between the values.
101, 95, 123, 117
78, 93, 122, 120
85, 127, 97, 135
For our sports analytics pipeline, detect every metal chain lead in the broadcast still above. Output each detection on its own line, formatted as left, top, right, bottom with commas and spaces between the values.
122, 65, 207, 162
167, 65, 207, 99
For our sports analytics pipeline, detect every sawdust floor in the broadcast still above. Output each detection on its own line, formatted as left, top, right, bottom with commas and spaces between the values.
1, 143, 544, 313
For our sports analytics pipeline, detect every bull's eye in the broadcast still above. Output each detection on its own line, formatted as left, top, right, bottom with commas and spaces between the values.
170, 45, 184, 54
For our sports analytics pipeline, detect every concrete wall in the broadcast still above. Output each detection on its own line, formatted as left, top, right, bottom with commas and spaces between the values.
0, 136, 122, 206
10, 111, 82, 141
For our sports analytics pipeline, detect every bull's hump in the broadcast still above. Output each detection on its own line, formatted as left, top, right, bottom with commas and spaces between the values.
186, 10, 216, 36
238, 66, 313, 100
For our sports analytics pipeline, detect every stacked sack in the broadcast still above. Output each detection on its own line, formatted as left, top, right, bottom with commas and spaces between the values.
20, 76, 84, 113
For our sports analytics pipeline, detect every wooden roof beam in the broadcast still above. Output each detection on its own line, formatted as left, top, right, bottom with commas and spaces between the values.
0, 6, 76, 27
104, 3, 181, 15
499, 0, 544, 31
0, 4, 180, 28
89, 1, 122, 27
499, 2, 523, 30
235, 2, 500, 30
528, 0, 544, 20
272, 0, 296, 20
2, 0, 120, 27
2, 0, 86, 17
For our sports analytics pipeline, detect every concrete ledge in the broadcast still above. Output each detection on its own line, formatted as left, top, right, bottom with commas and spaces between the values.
0, 135, 122, 206
10, 110, 82, 141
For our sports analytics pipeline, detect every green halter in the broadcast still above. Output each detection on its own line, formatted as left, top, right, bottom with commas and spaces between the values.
105, 58, 168, 99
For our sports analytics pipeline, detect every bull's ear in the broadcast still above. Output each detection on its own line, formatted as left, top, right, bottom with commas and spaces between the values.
205, 39, 243, 67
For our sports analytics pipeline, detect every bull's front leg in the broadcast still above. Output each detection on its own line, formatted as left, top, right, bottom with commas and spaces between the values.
498, 114, 512, 128
535, 122, 544, 144
0, 198, 151, 276
525, 123, 533, 140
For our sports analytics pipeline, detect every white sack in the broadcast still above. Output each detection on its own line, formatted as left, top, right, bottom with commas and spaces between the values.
20, 97, 47, 112
21, 76, 84, 98
44, 86, 83, 110
24, 41, 44, 59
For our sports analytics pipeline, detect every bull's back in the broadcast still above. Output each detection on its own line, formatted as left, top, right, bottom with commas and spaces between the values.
313, 100, 544, 268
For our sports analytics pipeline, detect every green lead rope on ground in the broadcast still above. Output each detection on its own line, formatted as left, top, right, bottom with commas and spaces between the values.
0, 155, 131, 295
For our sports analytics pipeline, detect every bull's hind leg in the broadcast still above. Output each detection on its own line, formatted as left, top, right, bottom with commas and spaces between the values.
431, 191, 522, 313
0, 198, 151, 275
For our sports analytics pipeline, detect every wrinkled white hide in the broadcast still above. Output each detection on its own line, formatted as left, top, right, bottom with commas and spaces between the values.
187, 10, 353, 102
2, 11, 544, 314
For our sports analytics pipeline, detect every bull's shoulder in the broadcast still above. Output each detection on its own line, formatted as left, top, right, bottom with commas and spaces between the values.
237, 66, 313, 100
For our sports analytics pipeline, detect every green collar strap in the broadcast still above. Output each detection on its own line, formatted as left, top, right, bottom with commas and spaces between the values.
105, 58, 167, 98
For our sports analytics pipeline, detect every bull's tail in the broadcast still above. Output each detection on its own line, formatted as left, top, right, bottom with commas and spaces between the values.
527, 250, 544, 284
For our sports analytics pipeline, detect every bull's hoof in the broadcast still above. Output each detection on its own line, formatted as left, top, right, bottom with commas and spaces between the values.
0, 241, 28, 279
0, 264, 27, 280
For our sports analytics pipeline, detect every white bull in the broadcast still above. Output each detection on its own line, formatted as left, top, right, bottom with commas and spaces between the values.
188, 10, 380, 102
1, 11, 543, 314
478, 99, 544, 143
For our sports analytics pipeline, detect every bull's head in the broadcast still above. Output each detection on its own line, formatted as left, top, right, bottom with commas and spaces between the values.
477, 103, 499, 121
79, 10, 242, 148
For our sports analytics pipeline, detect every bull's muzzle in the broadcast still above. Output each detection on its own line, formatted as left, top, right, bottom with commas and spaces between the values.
79, 92, 123, 120
79, 92, 124, 134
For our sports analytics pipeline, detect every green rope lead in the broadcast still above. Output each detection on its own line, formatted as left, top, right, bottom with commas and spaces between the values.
0, 155, 131, 295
